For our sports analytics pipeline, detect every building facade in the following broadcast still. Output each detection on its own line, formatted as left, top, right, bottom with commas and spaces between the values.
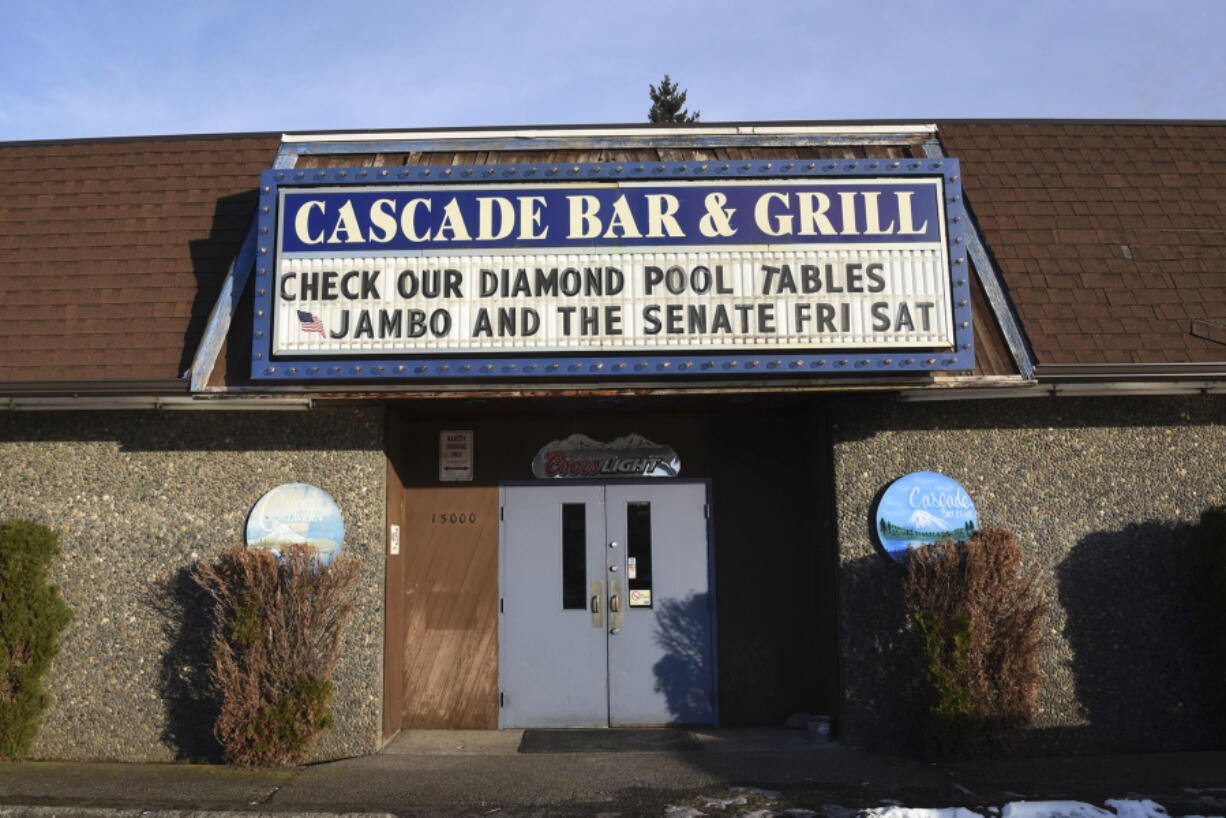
1, 122, 1222, 760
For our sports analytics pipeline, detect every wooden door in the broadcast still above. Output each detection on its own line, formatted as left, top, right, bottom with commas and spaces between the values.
396, 486, 499, 729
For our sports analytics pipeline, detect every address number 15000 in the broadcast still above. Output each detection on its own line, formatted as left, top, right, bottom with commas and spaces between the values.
432, 512, 478, 524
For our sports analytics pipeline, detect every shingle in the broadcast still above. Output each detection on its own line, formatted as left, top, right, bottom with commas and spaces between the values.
5, 124, 1225, 387
940, 121, 1226, 366
0, 134, 279, 384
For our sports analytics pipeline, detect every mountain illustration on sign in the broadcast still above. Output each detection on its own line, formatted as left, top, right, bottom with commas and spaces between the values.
543, 433, 661, 451
609, 433, 658, 448
530, 433, 681, 478
877, 516, 975, 542
547, 434, 604, 451
907, 509, 948, 530
250, 521, 341, 555
259, 522, 308, 545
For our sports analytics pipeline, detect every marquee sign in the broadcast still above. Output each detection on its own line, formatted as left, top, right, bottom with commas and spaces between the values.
252, 159, 973, 380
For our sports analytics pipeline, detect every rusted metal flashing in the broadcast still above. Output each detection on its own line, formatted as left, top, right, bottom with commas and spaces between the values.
194, 373, 939, 400
283, 123, 937, 144
284, 132, 934, 158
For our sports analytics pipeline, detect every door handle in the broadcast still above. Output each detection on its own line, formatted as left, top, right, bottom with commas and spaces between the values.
590, 581, 603, 628
609, 580, 624, 631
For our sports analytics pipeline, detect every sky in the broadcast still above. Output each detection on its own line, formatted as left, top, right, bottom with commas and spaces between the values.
2, 0, 1224, 142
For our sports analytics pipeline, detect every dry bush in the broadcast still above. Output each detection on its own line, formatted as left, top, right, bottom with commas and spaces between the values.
903, 527, 1045, 755
192, 543, 359, 767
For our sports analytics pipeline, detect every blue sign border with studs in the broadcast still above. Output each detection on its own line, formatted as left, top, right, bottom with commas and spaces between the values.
250, 159, 972, 381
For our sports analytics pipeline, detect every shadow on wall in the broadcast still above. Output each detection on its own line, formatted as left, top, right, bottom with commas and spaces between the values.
837, 550, 920, 754
150, 566, 223, 762
1055, 521, 1218, 753
183, 189, 261, 379
652, 593, 716, 725
839, 518, 1221, 755
0, 406, 381, 452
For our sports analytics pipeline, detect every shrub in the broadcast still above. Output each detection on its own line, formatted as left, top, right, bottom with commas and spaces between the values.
1192, 505, 1226, 732
0, 520, 73, 759
192, 543, 359, 767
903, 527, 1045, 756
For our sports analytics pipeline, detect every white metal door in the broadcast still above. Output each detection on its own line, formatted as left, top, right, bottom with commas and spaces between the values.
499, 484, 607, 727
498, 481, 716, 727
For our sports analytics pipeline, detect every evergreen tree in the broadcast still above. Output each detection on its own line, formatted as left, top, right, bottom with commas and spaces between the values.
0, 520, 73, 759
648, 75, 699, 123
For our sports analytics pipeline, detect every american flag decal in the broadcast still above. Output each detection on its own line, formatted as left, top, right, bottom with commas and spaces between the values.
297, 310, 325, 335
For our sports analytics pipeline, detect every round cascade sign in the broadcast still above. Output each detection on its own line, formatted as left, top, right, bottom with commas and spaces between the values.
246, 483, 344, 563
874, 471, 977, 561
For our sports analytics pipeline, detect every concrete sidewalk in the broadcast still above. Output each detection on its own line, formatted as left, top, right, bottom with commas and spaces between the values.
0, 730, 1223, 817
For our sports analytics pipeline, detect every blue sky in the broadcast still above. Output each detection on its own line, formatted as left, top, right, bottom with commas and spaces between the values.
2, 0, 1223, 142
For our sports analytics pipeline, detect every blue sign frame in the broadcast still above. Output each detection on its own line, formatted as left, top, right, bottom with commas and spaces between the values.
251, 158, 972, 381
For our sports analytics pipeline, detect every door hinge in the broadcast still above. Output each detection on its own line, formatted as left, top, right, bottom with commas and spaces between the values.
500, 506, 504, 521
499, 597, 504, 614
499, 691, 506, 708
704, 503, 711, 519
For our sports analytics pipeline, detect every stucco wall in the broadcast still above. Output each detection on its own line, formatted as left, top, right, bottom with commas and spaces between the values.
0, 405, 386, 762
831, 394, 1223, 755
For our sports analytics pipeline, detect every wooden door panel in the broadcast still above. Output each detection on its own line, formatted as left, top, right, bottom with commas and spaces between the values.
399, 487, 499, 729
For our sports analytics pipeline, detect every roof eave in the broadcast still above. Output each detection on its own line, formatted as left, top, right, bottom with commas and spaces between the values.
0, 379, 191, 398
1034, 362, 1226, 381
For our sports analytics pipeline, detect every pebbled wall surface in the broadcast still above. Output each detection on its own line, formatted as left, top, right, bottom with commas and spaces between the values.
831, 393, 1224, 755
0, 405, 385, 762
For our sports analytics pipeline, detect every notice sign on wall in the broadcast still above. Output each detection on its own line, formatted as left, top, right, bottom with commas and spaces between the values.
253, 160, 972, 380
439, 430, 473, 482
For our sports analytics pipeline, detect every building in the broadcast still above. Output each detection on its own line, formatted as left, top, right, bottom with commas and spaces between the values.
0, 121, 1222, 761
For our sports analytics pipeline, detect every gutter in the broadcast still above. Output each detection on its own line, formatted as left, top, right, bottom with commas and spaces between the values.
1034, 362, 1226, 381
899, 379, 1226, 402
1, 395, 311, 411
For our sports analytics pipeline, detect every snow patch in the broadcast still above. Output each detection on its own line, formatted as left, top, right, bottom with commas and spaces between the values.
1002, 801, 1182, 818
665, 806, 707, 818
701, 795, 748, 809
864, 808, 983, 818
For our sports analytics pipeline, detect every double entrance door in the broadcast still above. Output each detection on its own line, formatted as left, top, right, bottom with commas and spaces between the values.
499, 481, 716, 727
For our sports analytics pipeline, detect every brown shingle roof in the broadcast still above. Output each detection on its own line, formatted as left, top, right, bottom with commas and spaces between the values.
0, 134, 279, 388
3, 122, 1223, 394
940, 122, 1226, 366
